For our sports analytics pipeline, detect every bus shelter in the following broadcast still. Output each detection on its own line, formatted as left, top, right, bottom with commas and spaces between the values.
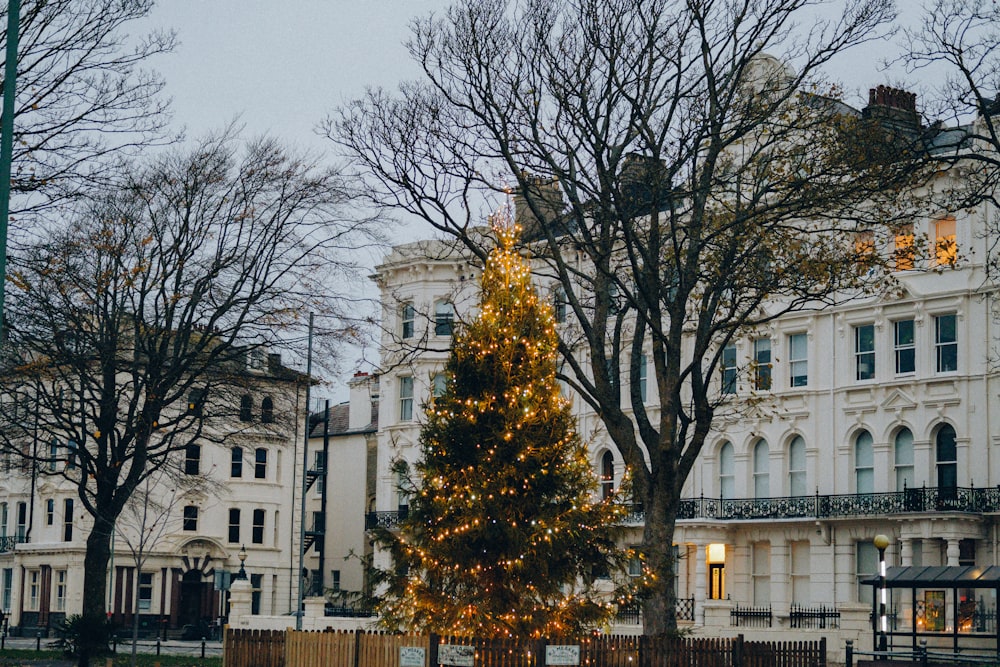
864, 566, 1000, 656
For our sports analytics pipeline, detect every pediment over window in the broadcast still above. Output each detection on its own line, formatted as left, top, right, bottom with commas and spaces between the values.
881, 389, 917, 411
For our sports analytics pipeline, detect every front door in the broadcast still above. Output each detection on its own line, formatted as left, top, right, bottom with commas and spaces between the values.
178, 570, 207, 627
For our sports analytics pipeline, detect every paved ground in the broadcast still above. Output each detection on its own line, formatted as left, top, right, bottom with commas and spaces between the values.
0, 635, 223, 659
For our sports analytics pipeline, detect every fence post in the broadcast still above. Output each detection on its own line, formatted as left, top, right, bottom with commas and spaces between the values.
537, 636, 547, 667
639, 634, 648, 667
919, 639, 928, 667
732, 634, 744, 667
845, 640, 853, 667
353, 630, 362, 667
819, 637, 826, 667
429, 632, 440, 667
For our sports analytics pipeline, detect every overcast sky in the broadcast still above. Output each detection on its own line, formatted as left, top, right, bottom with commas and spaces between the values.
141, 1, 921, 395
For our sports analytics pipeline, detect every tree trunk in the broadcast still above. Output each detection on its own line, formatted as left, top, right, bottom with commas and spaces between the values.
78, 515, 113, 667
641, 476, 679, 635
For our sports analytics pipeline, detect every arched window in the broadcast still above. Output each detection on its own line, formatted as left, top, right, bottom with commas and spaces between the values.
936, 424, 957, 492
239, 395, 253, 422
855, 430, 874, 494
894, 428, 914, 491
753, 439, 769, 498
261, 396, 274, 424
788, 436, 806, 496
600, 451, 615, 500
719, 442, 735, 500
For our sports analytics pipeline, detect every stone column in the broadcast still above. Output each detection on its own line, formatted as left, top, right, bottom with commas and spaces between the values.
900, 539, 913, 567
770, 541, 788, 616
946, 539, 961, 566
693, 542, 707, 626
228, 578, 253, 628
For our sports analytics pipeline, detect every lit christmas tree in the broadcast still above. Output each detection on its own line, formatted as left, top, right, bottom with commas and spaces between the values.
375, 212, 629, 638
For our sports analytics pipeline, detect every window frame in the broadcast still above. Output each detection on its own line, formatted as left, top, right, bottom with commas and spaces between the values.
228, 508, 241, 544
398, 376, 414, 422
719, 442, 735, 500
254, 447, 268, 480
788, 436, 806, 497
721, 343, 737, 395
752, 337, 772, 391
261, 396, 274, 424
788, 333, 807, 388
184, 444, 201, 476
434, 300, 454, 337
894, 428, 914, 491
239, 394, 253, 422
855, 430, 875, 494
231, 446, 243, 478
252, 508, 265, 545
401, 302, 416, 339
138, 572, 153, 611
753, 439, 770, 498
934, 216, 957, 267
182, 505, 198, 531
935, 313, 957, 373
894, 319, 915, 375
855, 324, 875, 381
63, 499, 73, 541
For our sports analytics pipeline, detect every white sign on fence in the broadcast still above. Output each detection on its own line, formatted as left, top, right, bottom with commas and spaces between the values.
400, 646, 426, 667
545, 645, 581, 665
439, 643, 476, 666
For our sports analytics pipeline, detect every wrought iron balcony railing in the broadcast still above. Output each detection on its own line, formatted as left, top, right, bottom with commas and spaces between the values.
0, 535, 27, 553
366, 486, 997, 532
623, 485, 1000, 524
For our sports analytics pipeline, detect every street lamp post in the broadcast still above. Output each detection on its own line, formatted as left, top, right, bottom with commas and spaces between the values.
873, 534, 890, 655
235, 545, 248, 581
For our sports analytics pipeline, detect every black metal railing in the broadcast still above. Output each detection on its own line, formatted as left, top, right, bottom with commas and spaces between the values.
731, 604, 772, 628
0, 535, 27, 553
790, 604, 840, 629
621, 485, 1000, 524
614, 597, 695, 625
367, 485, 999, 532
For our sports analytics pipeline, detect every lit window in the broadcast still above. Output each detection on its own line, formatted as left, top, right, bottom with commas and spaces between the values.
894, 319, 915, 375
231, 447, 243, 478
254, 448, 268, 479
894, 225, 914, 270
183, 505, 198, 531
788, 436, 806, 496
401, 302, 416, 339
187, 388, 205, 417
184, 444, 201, 475
855, 325, 875, 381
935, 314, 957, 373
63, 499, 73, 542
399, 377, 414, 422
252, 509, 265, 545
934, 216, 957, 266
788, 333, 807, 387
228, 508, 241, 543
434, 301, 454, 337
854, 230, 875, 271
752, 338, 771, 390
855, 431, 874, 494
721, 344, 737, 395
261, 396, 274, 424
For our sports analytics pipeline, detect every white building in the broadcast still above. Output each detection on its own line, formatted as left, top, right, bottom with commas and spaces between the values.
0, 353, 311, 638
363, 90, 1000, 652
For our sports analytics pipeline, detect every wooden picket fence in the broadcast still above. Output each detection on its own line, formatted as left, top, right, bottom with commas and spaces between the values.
223, 628, 826, 667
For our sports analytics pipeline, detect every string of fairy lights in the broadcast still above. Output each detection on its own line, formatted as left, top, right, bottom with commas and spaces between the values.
376, 211, 643, 639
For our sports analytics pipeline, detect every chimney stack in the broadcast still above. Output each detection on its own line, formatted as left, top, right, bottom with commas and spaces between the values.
862, 85, 921, 137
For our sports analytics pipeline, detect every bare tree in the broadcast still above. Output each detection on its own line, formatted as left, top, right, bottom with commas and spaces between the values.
2, 0, 174, 219
331, 0, 931, 633
905, 0, 1000, 275
0, 131, 377, 664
